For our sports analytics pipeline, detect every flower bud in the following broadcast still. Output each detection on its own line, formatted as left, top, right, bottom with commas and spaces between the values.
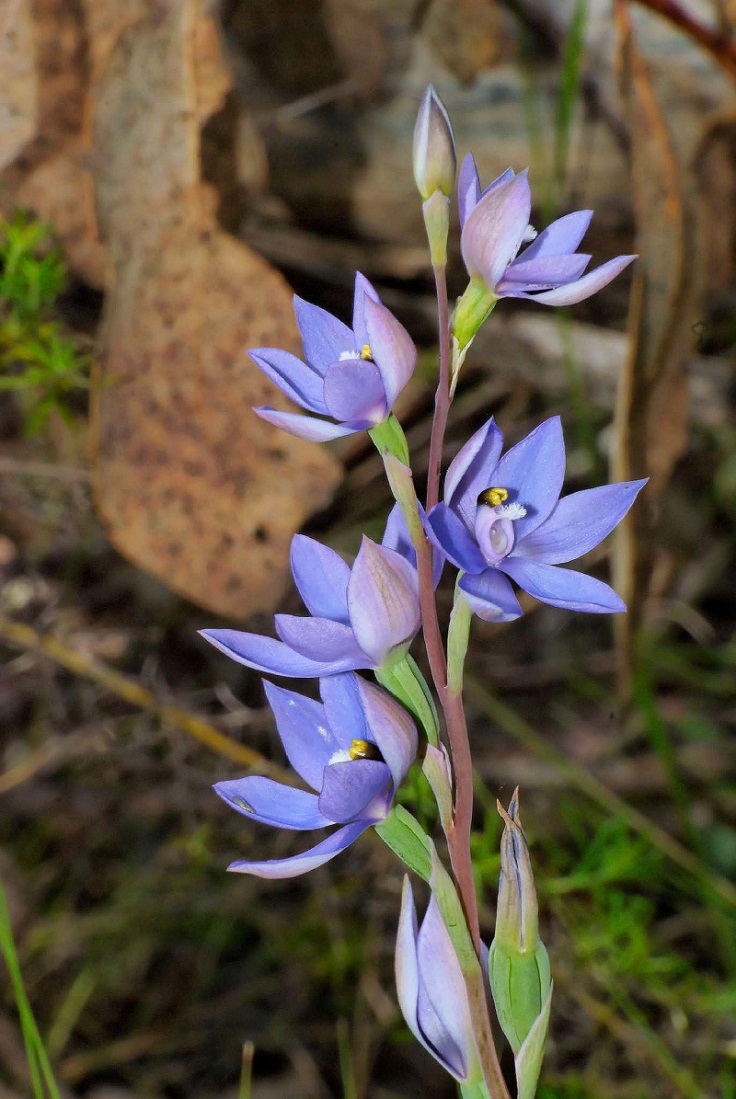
488, 790, 551, 1057
413, 85, 456, 201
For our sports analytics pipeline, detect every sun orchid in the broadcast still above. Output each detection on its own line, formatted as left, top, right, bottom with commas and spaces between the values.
452, 155, 637, 350
427, 415, 646, 621
251, 272, 417, 441
458, 154, 636, 307
216, 673, 417, 878
395, 877, 481, 1082
201, 533, 421, 677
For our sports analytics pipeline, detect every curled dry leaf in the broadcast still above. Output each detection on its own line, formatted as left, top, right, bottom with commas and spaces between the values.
90, 0, 340, 618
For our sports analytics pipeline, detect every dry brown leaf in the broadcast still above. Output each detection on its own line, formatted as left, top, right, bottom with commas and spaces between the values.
612, 1, 700, 694
0, 0, 37, 172
89, 0, 340, 618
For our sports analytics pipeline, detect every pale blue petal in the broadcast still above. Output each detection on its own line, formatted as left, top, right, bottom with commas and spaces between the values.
347, 539, 420, 667
352, 271, 381, 348
460, 173, 531, 288
290, 535, 351, 623
497, 254, 590, 293
444, 416, 504, 530
254, 407, 357, 441
214, 776, 330, 829
263, 680, 337, 789
356, 677, 417, 791
458, 153, 481, 229
458, 569, 522, 622
274, 615, 368, 664
513, 210, 592, 264
248, 348, 327, 413
416, 893, 474, 1080
201, 628, 365, 677
491, 416, 565, 538
515, 480, 647, 564
293, 296, 354, 373
320, 673, 367, 751
364, 294, 417, 408
499, 557, 625, 612
516, 255, 636, 306
318, 758, 391, 823
227, 820, 370, 878
323, 357, 388, 424
427, 503, 486, 574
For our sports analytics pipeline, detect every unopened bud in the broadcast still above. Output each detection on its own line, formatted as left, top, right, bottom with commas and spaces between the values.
488, 790, 551, 1056
413, 85, 456, 201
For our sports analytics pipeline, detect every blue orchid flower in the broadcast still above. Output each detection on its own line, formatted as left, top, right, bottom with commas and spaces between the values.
459, 155, 636, 306
395, 877, 481, 1082
215, 673, 417, 878
201, 532, 421, 677
251, 273, 417, 442
427, 416, 646, 621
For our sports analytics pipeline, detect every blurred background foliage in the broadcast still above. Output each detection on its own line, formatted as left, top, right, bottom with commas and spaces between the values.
0, 0, 735, 1097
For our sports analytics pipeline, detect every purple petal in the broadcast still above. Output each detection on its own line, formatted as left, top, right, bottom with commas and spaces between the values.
318, 758, 391, 823
254, 407, 357, 442
248, 348, 327, 413
517, 255, 636, 306
516, 479, 647, 564
458, 569, 522, 622
415, 893, 475, 1080
201, 629, 366, 677
263, 680, 336, 789
351, 271, 381, 348
347, 538, 421, 667
274, 615, 368, 665
396, 878, 452, 1072
491, 416, 565, 538
480, 166, 517, 198
319, 673, 367, 751
444, 417, 504, 530
355, 677, 417, 790
460, 173, 532, 289
499, 557, 625, 612
457, 153, 482, 229
427, 503, 487, 574
513, 210, 592, 264
323, 357, 388, 424
215, 776, 330, 830
290, 535, 351, 623
227, 819, 370, 878
293, 296, 355, 374
364, 295, 417, 408
498, 254, 591, 293
383, 503, 443, 588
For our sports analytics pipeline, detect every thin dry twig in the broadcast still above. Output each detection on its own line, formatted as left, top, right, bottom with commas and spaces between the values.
0, 615, 291, 783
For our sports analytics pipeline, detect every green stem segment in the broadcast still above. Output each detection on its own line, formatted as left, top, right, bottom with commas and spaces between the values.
447, 582, 472, 693
377, 655, 440, 747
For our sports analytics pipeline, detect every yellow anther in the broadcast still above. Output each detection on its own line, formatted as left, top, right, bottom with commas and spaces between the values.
479, 487, 509, 507
349, 738, 383, 762
360, 343, 373, 360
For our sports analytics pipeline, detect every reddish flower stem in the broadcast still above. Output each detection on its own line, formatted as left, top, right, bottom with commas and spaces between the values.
411, 264, 511, 1099
426, 264, 452, 512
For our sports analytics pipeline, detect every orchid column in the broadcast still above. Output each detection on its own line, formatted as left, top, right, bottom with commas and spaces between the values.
202, 84, 643, 1099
